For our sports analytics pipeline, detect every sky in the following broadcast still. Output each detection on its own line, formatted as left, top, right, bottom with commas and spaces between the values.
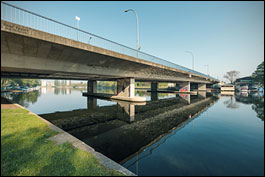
3, 1, 264, 82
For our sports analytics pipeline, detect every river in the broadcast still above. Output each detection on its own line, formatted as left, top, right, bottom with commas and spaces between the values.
2, 87, 264, 176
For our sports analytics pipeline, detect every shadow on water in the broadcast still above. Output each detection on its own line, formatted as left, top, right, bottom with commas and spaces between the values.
40, 92, 219, 163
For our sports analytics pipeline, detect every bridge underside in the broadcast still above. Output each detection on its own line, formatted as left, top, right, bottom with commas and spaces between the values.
1, 20, 216, 84
1, 20, 218, 102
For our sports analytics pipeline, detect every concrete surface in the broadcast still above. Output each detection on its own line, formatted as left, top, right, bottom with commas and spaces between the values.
1, 20, 217, 84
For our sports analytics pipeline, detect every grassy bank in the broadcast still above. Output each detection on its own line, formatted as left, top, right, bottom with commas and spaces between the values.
1, 103, 122, 176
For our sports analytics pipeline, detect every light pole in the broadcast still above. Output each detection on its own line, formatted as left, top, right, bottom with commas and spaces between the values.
185, 51, 194, 70
124, 9, 140, 58
204, 64, 209, 75
75, 16, 80, 41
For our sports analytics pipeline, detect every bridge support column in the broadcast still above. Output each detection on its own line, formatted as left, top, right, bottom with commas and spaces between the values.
151, 82, 158, 92
87, 80, 97, 93
117, 78, 135, 97
178, 81, 190, 92
198, 83, 206, 91
206, 84, 213, 93
151, 82, 158, 101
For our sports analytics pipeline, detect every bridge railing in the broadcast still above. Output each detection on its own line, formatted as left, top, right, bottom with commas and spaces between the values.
1, 2, 218, 81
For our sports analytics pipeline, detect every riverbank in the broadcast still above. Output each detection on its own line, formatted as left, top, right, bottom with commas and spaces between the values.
1, 97, 132, 176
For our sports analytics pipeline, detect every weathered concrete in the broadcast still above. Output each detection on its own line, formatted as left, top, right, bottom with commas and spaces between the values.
150, 82, 158, 101
151, 82, 158, 92
198, 83, 206, 91
117, 78, 135, 98
83, 78, 146, 102
87, 80, 97, 93
178, 81, 190, 92
1, 20, 217, 85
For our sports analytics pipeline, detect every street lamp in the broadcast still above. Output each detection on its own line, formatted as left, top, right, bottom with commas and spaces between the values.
185, 51, 194, 70
124, 9, 140, 58
75, 16, 80, 41
204, 64, 209, 75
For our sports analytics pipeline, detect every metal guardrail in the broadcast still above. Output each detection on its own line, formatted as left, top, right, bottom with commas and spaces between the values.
1, 2, 218, 81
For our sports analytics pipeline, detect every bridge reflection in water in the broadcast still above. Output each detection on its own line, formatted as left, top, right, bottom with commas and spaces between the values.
40, 93, 218, 164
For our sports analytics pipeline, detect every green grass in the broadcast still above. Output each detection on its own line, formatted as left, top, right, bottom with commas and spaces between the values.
1, 108, 123, 176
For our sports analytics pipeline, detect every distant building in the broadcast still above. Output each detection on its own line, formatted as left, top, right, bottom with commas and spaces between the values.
66, 80, 71, 86
234, 76, 259, 91
41, 80, 54, 87
41, 80, 47, 87
217, 81, 234, 92
220, 84, 235, 92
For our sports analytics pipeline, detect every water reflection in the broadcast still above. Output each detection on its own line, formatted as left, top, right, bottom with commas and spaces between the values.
2, 90, 41, 108
252, 98, 264, 121
223, 96, 240, 109
2, 88, 263, 176
235, 92, 264, 121
40, 93, 218, 163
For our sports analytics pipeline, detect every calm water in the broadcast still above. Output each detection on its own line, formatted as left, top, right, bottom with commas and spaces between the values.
2, 87, 264, 176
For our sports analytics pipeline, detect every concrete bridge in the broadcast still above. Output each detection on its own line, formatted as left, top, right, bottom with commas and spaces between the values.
1, 2, 219, 102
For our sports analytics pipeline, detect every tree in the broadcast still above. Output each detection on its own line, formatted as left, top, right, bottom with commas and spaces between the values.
252, 61, 264, 86
1, 79, 41, 88
223, 70, 240, 84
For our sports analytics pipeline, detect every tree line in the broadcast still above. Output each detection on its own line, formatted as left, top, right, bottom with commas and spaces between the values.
1, 78, 41, 88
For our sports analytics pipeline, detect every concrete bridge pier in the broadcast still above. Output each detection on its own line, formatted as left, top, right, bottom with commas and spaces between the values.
87, 80, 97, 93
198, 83, 206, 91
151, 82, 158, 92
117, 78, 135, 98
83, 78, 146, 102
115, 78, 146, 102
151, 82, 158, 101
206, 84, 213, 93
86, 81, 98, 109
178, 81, 190, 92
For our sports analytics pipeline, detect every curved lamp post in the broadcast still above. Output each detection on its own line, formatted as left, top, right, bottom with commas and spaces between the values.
124, 9, 140, 58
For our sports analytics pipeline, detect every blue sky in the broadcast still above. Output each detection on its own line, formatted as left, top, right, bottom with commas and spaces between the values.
3, 1, 264, 82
